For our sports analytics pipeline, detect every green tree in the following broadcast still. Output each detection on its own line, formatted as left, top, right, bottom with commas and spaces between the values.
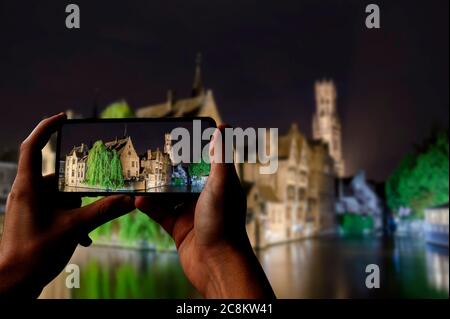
85, 141, 124, 190
100, 100, 135, 118
109, 150, 124, 188
188, 158, 210, 177
85, 140, 110, 187
386, 131, 449, 218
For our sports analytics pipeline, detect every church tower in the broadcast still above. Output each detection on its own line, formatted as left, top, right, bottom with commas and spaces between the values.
164, 133, 174, 163
312, 79, 345, 177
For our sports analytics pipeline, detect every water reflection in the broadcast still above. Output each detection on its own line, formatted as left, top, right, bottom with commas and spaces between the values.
40, 246, 200, 299
39, 236, 449, 299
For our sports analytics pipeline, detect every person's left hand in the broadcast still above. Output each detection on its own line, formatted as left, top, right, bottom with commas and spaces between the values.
0, 113, 135, 298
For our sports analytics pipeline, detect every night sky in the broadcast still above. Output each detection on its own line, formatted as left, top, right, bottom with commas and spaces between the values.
0, 0, 448, 181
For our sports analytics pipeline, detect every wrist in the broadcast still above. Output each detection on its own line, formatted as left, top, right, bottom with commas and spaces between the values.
0, 250, 41, 298
200, 239, 275, 298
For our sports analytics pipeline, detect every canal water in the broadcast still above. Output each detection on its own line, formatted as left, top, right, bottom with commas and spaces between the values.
39, 235, 448, 299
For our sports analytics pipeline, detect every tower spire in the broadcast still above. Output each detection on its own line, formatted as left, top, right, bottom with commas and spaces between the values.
191, 52, 204, 97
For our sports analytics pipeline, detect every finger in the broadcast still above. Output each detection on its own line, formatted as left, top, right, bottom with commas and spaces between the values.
207, 125, 239, 189
18, 112, 66, 180
135, 194, 196, 234
78, 234, 93, 247
71, 195, 135, 234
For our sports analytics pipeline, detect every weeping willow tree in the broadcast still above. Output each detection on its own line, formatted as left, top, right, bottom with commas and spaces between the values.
109, 150, 124, 188
85, 141, 124, 190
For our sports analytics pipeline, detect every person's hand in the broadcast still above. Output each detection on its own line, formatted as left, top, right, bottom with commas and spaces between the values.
0, 113, 135, 298
136, 126, 275, 298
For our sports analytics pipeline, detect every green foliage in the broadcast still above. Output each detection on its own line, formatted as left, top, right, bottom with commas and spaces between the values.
110, 150, 124, 188
85, 141, 124, 190
386, 131, 449, 218
188, 158, 210, 177
172, 177, 185, 186
73, 256, 194, 298
340, 213, 374, 236
100, 100, 135, 119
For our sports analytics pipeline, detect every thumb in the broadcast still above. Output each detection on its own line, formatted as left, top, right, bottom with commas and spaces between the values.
207, 125, 239, 190
72, 195, 135, 234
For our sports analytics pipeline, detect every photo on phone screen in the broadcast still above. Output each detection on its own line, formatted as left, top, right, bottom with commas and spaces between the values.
56, 118, 216, 194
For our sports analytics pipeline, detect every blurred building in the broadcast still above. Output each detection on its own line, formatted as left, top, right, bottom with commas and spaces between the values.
42, 109, 81, 176
242, 125, 336, 248
313, 80, 345, 177
0, 161, 17, 214
136, 54, 222, 124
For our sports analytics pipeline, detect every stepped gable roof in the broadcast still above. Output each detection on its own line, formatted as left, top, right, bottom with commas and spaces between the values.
105, 137, 130, 155
68, 143, 88, 158
278, 123, 306, 160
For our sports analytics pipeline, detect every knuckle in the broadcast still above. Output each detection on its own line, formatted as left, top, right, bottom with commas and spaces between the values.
7, 188, 26, 203
19, 139, 30, 153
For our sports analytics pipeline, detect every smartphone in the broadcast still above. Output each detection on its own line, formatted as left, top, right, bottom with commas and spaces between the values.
56, 117, 216, 195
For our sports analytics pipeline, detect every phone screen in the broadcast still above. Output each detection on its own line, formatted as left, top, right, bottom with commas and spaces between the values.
56, 117, 216, 195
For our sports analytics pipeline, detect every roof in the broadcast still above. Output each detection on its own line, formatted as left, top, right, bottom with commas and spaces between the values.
105, 137, 130, 155
136, 95, 205, 118
258, 185, 280, 202
278, 123, 306, 160
68, 144, 88, 158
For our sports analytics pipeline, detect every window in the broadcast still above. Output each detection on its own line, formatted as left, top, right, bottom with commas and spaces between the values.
287, 185, 295, 201
127, 170, 130, 178
132, 161, 135, 168
72, 170, 75, 177
72, 159, 75, 165
298, 188, 306, 201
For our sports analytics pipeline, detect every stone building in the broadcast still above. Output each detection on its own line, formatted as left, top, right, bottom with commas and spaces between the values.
64, 143, 89, 187
0, 161, 17, 213
312, 79, 345, 177
105, 136, 140, 180
140, 147, 172, 189
241, 125, 336, 248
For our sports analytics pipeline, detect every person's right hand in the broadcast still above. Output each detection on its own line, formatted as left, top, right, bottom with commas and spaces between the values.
135, 126, 275, 298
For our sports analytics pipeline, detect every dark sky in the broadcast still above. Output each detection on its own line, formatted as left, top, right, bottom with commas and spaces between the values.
0, 0, 448, 181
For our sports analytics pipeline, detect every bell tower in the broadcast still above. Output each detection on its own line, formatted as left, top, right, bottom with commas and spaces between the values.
312, 79, 345, 177
164, 133, 174, 163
